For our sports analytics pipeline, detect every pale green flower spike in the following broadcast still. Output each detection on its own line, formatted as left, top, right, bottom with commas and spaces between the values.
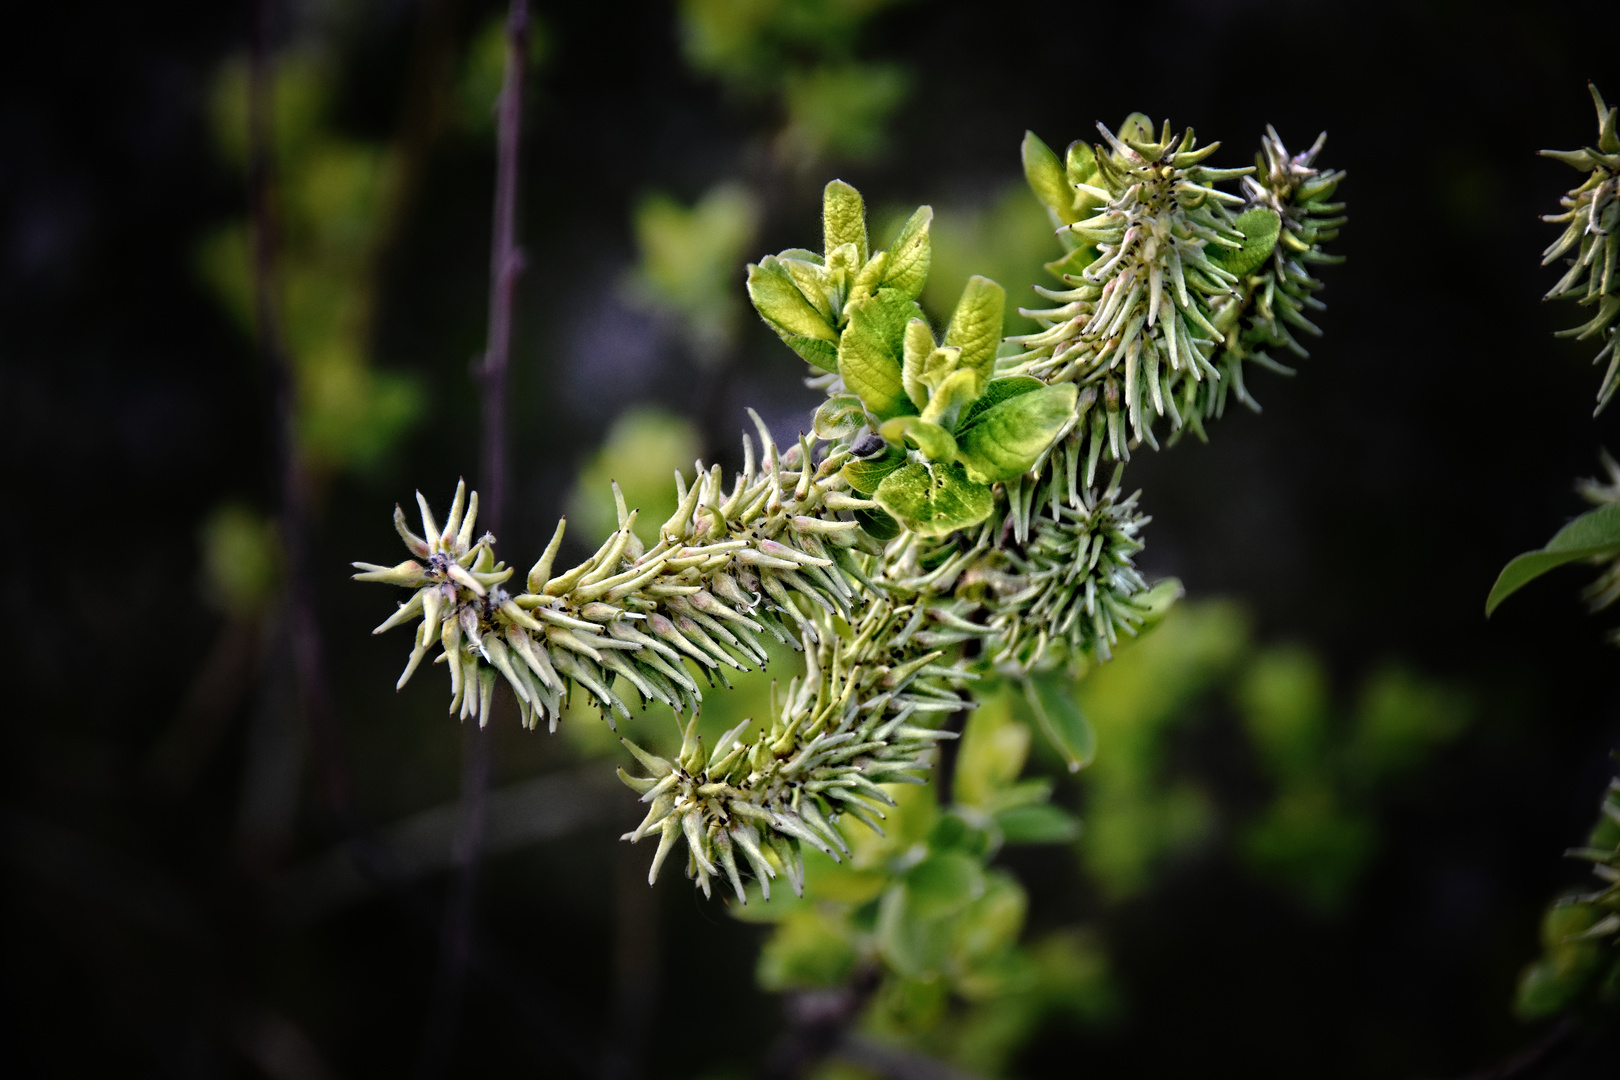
1009, 116, 1343, 469
355, 414, 883, 733
359, 136, 1343, 895
618, 598, 972, 901
1541, 83, 1620, 413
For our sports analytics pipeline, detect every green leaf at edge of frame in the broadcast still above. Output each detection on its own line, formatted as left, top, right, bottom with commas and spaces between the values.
1486, 502, 1620, 615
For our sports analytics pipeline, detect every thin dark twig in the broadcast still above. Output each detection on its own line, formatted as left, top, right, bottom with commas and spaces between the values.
248, 0, 351, 827
419, 1, 529, 1072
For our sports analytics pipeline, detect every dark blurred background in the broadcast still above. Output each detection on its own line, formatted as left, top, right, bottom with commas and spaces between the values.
5, 0, 1620, 1076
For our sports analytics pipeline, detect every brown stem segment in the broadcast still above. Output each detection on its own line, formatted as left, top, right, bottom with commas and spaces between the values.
422, 1, 529, 1071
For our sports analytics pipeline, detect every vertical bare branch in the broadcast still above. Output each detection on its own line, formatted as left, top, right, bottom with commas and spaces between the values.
420, 1, 529, 1072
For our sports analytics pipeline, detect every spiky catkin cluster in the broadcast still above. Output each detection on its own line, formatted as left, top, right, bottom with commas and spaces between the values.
1007, 119, 1342, 469
359, 118, 1341, 898
1006, 119, 1252, 460
1542, 84, 1620, 412
617, 598, 971, 900
355, 410, 884, 733
976, 468, 1152, 669
1218, 127, 1346, 385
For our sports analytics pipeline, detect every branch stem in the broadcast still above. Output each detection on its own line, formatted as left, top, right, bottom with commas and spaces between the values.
421, 1, 529, 1071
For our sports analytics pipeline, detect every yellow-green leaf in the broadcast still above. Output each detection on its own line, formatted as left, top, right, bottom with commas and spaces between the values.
943, 275, 1005, 388
882, 205, 932, 299
747, 257, 837, 342
1023, 130, 1077, 223
902, 317, 934, 410
839, 289, 922, 419
880, 415, 957, 462
822, 178, 868, 265
955, 382, 1077, 483
874, 461, 995, 538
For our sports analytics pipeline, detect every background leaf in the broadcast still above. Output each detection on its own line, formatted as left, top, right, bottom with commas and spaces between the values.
1023, 671, 1096, 773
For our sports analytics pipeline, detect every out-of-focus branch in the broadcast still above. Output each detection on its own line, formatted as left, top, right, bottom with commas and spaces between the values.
420, 1, 530, 1073
248, 0, 350, 828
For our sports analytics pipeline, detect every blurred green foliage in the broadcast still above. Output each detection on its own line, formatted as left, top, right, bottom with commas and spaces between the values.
1238, 651, 1471, 912
778, 62, 909, 164
1068, 603, 1472, 913
1516, 779, 1620, 1020
199, 503, 281, 619
566, 407, 703, 548
625, 185, 761, 359
733, 692, 1116, 1078
676, 0, 914, 172
198, 52, 421, 476
1069, 602, 1247, 898
911, 183, 1058, 337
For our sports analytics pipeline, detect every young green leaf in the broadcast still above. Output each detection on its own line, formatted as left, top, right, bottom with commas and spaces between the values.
839, 290, 920, 419
920, 367, 982, 431
813, 394, 868, 440
882, 205, 932, 300
1023, 131, 1077, 222
822, 179, 868, 265
957, 375, 1044, 432
1486, 502, 1620, 615
1210, 207, 1282, 279
1066, 139, 1097, 186
1117, 112, 1155, 146
782, 335, 839, 372
853, 505, 901, 540
955, 382, 1078, 483
874, 461, 995, 537
842, 441, 906, 493
902, 317, 935, 410
747, 257, 838, 343
1022, 672, 1095, 772
778, 256, 835, 323
879, 415, 958, 462
943, 275, 1005, 388
1044, 244, 1097, 283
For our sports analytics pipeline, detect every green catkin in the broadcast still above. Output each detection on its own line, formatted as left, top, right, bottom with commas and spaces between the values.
358, 118, 1343, 894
